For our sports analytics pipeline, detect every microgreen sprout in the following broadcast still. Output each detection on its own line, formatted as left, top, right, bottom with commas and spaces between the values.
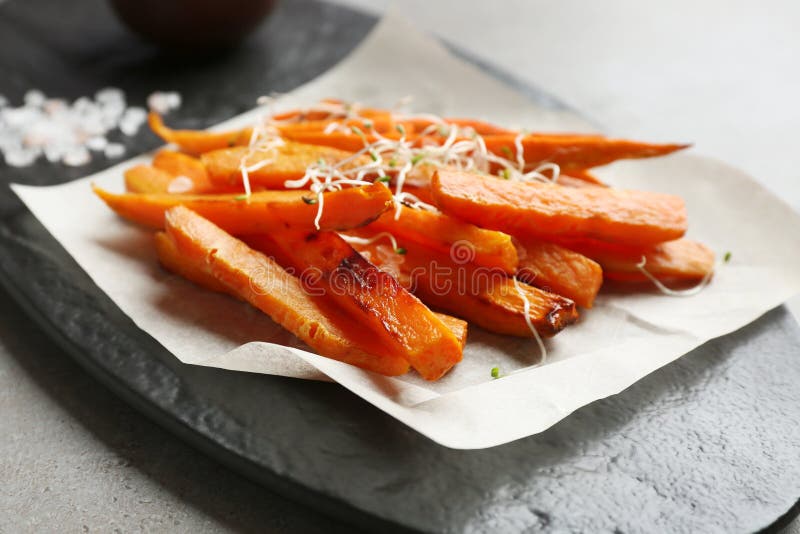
491, 367, 500, 379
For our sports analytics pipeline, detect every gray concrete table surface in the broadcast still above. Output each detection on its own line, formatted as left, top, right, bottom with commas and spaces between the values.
2, 0, 800, 532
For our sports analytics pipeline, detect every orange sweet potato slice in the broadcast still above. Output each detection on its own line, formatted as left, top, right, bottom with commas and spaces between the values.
562, 238, 715, 282
366, 208, 519, 274
148, 112, 252, 155
514, 239, 603, 308
94, 183, 393, 233
248, 232, 464, 381
201, 142, 368, 189
124, 165, 177, 194
348, 236, 578, 337
431, 169, 687, 247
161, 206, 410, 375
152, 150, 214, 191
158, 226, 468, 350
483, 135, 688, 171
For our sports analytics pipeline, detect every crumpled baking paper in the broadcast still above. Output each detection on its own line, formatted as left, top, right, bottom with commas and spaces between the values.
12, 14, 800, 449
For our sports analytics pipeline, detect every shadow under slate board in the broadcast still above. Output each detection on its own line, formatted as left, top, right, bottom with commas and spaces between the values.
0, 0, 799, 532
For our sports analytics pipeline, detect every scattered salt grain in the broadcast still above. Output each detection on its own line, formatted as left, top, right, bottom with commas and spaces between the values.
24, 89, 46, 107
167, 175, 194, 193
4, 147, 39, 168
104, 143, 125, 159
119, 106, 147, 136
95, 87, 125, 105
147, 91, 182, 114
0, 87, 163, 168
62, 146, 91, 167
85, 136, 108, 151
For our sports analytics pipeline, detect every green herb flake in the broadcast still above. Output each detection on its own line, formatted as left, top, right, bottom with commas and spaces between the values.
369, 150, 379, 162
490, 367, 500, 379
500, 168, 512, 179
410, 154, 425, 165
363, 119, 374, 129
395, 247, 407, 255
350, 125, 365, 137
724, 251, 732, 263
395, 124, 406, 136
388, 158, 398, 168
302, 196, 318, 205
501, 146, 513, 159
376, 176, 391, 183
233, 194, 248, 201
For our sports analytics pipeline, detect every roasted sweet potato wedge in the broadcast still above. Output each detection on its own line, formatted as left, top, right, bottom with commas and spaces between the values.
562, 238, 715, 282
348, 235, 578, 337
248, 232, 464, 381
366, 208, 519, 274
94, 183, 393, 233
124, 165, 178, 194
483, 134, 688, 171
161, 206, 411, 376
201, 142, 368, 189
432, 169, 687, 246
514, 239, 603, 308
152, 150, 214, 191
148, 113, 252, 155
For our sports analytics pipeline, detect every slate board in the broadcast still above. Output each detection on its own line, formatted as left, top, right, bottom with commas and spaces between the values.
1, 0, 799, 532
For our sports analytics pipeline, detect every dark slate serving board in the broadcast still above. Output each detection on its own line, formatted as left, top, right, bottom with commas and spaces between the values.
1, 0, 799, 531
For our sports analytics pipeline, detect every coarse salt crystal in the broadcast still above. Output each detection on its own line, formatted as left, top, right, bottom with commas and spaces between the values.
95, 87, 125, 105
4, 147, 40, 167
24, 89, 46, 107
85, 136, 108, 151
147, 91, 182, 114
104, 143, 125, 158
119, 106, 147, 136
62, 146, 91, 167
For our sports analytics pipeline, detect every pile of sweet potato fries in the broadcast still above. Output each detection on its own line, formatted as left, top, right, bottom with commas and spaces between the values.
94, 99, 714, 381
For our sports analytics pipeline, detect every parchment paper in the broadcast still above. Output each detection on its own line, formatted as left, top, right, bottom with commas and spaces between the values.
12, 14, 800, 449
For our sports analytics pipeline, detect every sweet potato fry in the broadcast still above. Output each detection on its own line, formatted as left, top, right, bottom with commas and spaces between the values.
154, 231, 232, 294
562, 238, 715, 282
432, 169, 687, 246
124, 165, 177, 194
366, 208, 519, 274
152, 150, 214, 191
248, 232, 464, 381
94, 183, 393, 233
159, 227, 468, 350
483, 135, 689, 171
148, 112, 252, 155
276, 131, 389, 153
514, 239, 603, 308
348, 236, 578, 337
201, 142, 368, 189
161, 206, 410, 376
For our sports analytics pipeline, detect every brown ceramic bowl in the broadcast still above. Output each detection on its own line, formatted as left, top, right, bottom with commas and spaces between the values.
109, 0, 278, 49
